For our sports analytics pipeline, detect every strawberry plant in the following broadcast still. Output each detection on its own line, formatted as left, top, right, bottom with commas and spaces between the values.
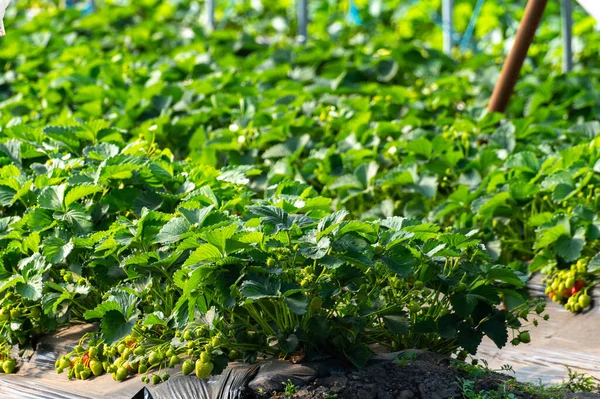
0, 120, 545, 384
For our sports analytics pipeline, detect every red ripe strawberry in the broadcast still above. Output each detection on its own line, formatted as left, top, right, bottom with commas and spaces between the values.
562, 289, 571, 297
571, 280, 585, 295
82, 353, 90, 368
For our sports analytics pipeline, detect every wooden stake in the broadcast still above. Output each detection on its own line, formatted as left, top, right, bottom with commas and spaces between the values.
488, 0, 548, 113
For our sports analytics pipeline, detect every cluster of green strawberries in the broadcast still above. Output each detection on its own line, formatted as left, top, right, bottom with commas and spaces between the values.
544, 259, 592, 313
0, 344, 16, 374
54, 324, 241, 384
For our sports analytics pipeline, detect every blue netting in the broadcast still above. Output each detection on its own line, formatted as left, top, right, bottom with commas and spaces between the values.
460, 0, 485, 50
347, 0, 363, 26
66, 0, 94, 15
62, 0, 489, 51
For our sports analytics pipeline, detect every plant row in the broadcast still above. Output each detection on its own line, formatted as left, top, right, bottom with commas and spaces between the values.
3, 2, 600, 313
0, 122, 547, 382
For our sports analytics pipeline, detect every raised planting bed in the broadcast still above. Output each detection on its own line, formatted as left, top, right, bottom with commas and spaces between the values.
476, 274, 600, 384
4, 347, 598, 399
2, 316, 600, 399
0, 324, 144, 399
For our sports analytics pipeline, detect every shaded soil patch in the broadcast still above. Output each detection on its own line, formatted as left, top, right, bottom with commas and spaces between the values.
254, 351, 599, 399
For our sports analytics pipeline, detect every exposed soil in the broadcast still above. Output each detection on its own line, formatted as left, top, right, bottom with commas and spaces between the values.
250, 351, 600, 399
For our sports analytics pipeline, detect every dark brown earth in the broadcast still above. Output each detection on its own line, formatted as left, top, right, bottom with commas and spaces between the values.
252, 351, 600, 399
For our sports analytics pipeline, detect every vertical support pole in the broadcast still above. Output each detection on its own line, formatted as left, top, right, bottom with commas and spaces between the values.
488, 0, 548, 113
442, 0, 454, 55
561, 0, 573, 73
207, 0, 216, 31
297, 0, 308, 43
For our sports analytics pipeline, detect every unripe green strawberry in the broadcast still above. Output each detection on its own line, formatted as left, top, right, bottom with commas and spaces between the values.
60, 357, 71, 369
183, 330, 194, 341
30, 308, 41, 318
74, 345, 84, 354
89, 359, 103, 377
0, 308, 8, 322
2, 360, 15, 374
89, 346, 99, 358
151, 374, 161, 385
148, 351, 160, 365
122, 361, 132, 373
9, 309, 20, 319
182, 360, 194, 375
80, 368, 91, 380
134, 346, 144, 356
565, 278, 575, 289
228, 350, 240, 360
519, 331, 531, 344
195, 360, 214, 379
197, 325, 208, 336
408, 303, 421, 313
169, 355, 180, 366
114, 367, 128, 381
138, 364, 148, 374
200, 352, 211, 363
310, 297, 323, 310
122, 348, 131, 359
579, 294, 592, 309
161, 372, 169, 382
117, 344, 126, 354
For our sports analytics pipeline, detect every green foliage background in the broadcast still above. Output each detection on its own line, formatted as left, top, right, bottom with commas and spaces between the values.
0, 0, 596, 383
